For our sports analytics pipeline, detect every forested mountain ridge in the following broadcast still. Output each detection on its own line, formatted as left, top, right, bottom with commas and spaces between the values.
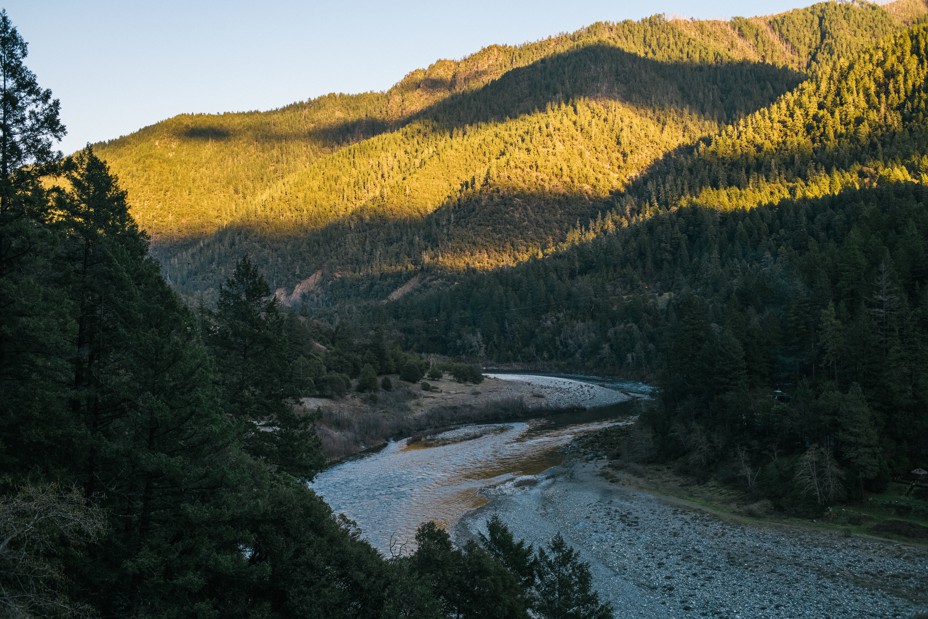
388, 19, 928, 367
94, 0, 925, 299
380, 21, 928, 511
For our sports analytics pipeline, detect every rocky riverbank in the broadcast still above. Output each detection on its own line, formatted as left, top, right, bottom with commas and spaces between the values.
303, 373, 636, 460
456, 457, 928, 619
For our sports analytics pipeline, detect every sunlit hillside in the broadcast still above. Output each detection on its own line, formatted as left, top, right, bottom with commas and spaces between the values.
375, 22, 928, 507
95, 0, 925, 299
390, 20, 928, 369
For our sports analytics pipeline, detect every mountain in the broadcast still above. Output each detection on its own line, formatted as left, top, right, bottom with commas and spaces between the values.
94, 0, 925, 300
381, 20, 928, 509
388, 16, 928, 368
80, 0, 928, 529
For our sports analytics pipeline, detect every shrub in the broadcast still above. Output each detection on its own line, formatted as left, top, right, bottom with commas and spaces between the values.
357, 364, 379, 392
399, 356, 426, 383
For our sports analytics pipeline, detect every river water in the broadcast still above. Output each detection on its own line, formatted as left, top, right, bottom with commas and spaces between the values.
311, 391, 635, 555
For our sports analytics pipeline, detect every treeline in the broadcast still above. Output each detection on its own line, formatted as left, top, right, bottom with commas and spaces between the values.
649, 184, 928, 511
0, 13, 615, 617
94, 1, 923, 300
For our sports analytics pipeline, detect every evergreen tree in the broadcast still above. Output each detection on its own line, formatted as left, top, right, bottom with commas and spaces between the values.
0, 10, 64, 214
358, 362, 379, 392
207, 256, 323, 480
532, 534, 613, 619
479, 514, 536, 592
409, 522, 529, 619
0, 11, 70, 484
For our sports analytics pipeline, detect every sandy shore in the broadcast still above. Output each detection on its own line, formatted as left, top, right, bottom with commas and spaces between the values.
456, 457, 928, 619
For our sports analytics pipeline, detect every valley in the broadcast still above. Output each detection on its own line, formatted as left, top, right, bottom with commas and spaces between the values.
3, 1, 928, 615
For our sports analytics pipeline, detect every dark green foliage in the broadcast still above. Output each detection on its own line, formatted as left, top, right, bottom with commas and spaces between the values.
474, 517, 612, 619
399, 355, 427, 383
319, 371, 351, 397
642, 185, 928, 507
450, 362, 485, 384
533, 534, 613, 619
210, 475, 410, 619
479, 515, 536, 591
358, 363, 379, 392
407, 522, 530, 619
0, 10, 65, 212
0, 11, 71, 486
205, 256, 324, 481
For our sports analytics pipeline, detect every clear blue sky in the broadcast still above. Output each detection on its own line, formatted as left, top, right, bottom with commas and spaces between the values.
5, 1, 821, 154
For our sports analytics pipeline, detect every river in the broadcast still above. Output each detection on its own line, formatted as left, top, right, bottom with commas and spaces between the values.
311, 408, 631, 556
311, 375, 927, 618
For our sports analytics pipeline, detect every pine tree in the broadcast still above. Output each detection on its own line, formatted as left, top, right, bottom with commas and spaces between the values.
532, 534, 612, 619
207, 256, 323, 480
0, 10, 64, 214
0, 11, 70, 484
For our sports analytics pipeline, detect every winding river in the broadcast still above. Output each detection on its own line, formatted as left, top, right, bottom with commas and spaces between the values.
310, 374, 927, 618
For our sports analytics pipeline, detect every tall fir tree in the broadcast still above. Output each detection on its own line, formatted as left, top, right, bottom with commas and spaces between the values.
0, 9, 64, 215
206, 256, 323, 480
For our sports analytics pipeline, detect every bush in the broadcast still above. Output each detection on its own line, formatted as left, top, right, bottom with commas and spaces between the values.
357, 364, 379, 392
319, 372, 351, 398
380, 376, 393, 391
427, 366, 443, 380
449, 363, 483, 384
399, 356, 426, 383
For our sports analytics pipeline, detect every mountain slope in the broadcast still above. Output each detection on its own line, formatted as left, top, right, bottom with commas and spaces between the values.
375, 24, 928, 496
94, 0, 922, 298
389, 21, 928, 367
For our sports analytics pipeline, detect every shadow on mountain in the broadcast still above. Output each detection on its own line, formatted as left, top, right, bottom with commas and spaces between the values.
180, 126, 233, 140
148, 184, 608, 302
152, 27, 928, 304
305, 117, 394, 147
308, 44, 804, 142
151, 99, 925, 305
387, 181, 928, 367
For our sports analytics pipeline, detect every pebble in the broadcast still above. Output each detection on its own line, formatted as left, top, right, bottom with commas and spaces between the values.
456, 459, 928, 619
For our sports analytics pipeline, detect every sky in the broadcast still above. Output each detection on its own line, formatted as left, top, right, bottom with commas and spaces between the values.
5, 1, 823, 155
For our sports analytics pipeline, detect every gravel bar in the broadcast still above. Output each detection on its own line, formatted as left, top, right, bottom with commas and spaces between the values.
456, 458, 928, 619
